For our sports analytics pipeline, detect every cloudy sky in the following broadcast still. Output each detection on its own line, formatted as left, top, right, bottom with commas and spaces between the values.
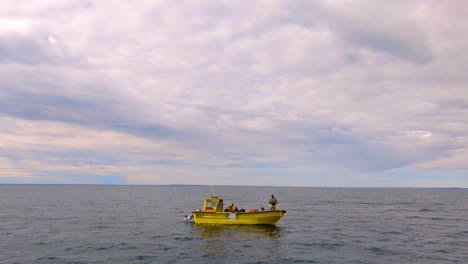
0, 0, 467, 187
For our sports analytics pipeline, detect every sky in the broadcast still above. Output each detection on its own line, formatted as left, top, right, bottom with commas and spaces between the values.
0, 0, 467, 187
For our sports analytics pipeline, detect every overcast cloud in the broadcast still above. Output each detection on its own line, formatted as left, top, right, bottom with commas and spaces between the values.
0, 0, 467, 187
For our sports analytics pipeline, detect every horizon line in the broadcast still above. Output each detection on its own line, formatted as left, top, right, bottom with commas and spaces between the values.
0, 183, 465, 189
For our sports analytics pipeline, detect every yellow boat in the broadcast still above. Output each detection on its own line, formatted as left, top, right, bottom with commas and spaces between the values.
191, 196, 286, 225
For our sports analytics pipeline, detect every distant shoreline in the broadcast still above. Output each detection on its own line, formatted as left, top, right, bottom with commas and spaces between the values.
0, 183, 465, 189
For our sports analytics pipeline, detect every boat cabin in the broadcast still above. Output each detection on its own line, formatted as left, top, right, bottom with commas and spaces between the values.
203, 196, 224, 212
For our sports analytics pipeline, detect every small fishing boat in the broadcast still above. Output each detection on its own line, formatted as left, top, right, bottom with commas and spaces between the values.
188, 196, 286, 225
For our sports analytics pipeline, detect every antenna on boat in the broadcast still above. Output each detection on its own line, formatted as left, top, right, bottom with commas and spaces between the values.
209, 185, 216, 197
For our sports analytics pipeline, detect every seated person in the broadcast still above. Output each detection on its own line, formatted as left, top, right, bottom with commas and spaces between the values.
224, 203, 234, 212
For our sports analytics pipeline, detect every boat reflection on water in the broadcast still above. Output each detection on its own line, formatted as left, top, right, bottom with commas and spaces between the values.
191, 225, 284, 255
192, 224, 283, 239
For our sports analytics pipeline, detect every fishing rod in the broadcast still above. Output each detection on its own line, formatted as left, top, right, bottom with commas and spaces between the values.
209, 185, 216, 197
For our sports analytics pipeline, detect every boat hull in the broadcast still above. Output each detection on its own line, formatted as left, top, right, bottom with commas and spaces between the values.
191, 210, 286, 225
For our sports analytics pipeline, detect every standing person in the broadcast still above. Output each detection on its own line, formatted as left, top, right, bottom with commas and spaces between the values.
269, 195, 278, 211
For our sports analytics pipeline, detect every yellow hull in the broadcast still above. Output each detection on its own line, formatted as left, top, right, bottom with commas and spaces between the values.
192, 210, 286, 225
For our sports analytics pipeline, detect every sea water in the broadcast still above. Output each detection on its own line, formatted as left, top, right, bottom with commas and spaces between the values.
0, 185, 466, 263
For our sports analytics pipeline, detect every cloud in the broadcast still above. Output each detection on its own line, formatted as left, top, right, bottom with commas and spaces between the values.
0, 0, 467, 187
324, 0, 434, 64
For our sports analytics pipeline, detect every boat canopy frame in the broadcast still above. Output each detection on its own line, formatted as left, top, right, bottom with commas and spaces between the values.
203, 196, 224, 212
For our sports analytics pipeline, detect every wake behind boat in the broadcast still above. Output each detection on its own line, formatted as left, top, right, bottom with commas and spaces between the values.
187, 196, 286, 225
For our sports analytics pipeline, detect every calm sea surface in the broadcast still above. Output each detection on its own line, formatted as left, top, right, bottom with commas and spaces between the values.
0, 185, 466, 263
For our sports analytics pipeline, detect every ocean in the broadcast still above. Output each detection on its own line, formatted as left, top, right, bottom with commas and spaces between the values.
0, 185, 466, 263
